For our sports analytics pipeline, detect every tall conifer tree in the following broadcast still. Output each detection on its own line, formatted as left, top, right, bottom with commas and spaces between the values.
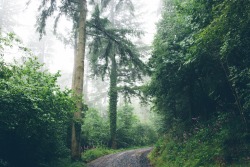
88, 5, 147, 148
36, 0, 87, 160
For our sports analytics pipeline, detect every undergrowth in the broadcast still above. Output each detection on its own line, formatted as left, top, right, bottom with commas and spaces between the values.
82, 147, 120, 163
149, 116, 250, 167
82, 146, 151, 163
47, 158, 86, 167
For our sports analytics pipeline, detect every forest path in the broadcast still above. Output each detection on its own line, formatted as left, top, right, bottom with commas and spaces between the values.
87, 147, 153, 167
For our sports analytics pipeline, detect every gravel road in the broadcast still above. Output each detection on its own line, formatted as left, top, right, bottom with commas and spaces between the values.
87, 147, 153, 167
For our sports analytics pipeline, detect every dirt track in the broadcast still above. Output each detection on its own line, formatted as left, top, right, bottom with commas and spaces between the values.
87, 147, 153, 167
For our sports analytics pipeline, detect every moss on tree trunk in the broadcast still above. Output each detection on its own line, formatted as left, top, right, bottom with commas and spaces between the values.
109, 54, 118, 149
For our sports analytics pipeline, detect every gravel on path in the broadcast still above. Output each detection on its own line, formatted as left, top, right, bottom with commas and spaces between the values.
87, 147, 153, 167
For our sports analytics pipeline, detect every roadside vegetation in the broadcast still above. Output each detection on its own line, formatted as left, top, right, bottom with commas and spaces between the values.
82, 147, 119, 163
147, 0, 250, 166
0, 34, 77, 167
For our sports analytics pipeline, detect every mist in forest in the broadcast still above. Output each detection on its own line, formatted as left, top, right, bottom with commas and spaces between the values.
0, 0, 161, 120
2, 1, 250, 166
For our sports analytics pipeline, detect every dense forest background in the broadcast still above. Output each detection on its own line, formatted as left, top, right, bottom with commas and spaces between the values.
1, 0, 250, 167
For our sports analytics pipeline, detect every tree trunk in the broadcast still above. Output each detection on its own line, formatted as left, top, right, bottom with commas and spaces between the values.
83, 58, 89, 103
109, 53, 118, 149
71, 0, 87, 160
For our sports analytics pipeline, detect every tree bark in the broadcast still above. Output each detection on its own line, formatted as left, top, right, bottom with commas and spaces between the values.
71, 0, 87, 160
109, 53, 118, 149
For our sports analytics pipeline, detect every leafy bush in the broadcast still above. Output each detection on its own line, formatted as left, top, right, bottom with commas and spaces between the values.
82, 108, 110, 147
131, 124, 158, 146
116, 105, 157, 148
82, 147, 118, 163
0, 56, 76, 167
82, 104, 157, 149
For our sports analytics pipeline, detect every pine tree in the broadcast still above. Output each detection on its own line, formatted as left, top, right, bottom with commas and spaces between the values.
88, 6, 147, 148
36, 0, 87, 160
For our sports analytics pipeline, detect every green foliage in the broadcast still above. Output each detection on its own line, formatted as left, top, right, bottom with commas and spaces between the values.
36, 0, 78, 38
87, 6, 147, 148
147, 0, 250, 165
116, 104, 136, 147
82, 147, 118, 163
87, 6, 146, 83
81, 105, 157, 149
82, 108, 110, 147
116, 105, 157, 148
0, 33, 29, 53
149, 114, 250, 167
0, 35, 76, 167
